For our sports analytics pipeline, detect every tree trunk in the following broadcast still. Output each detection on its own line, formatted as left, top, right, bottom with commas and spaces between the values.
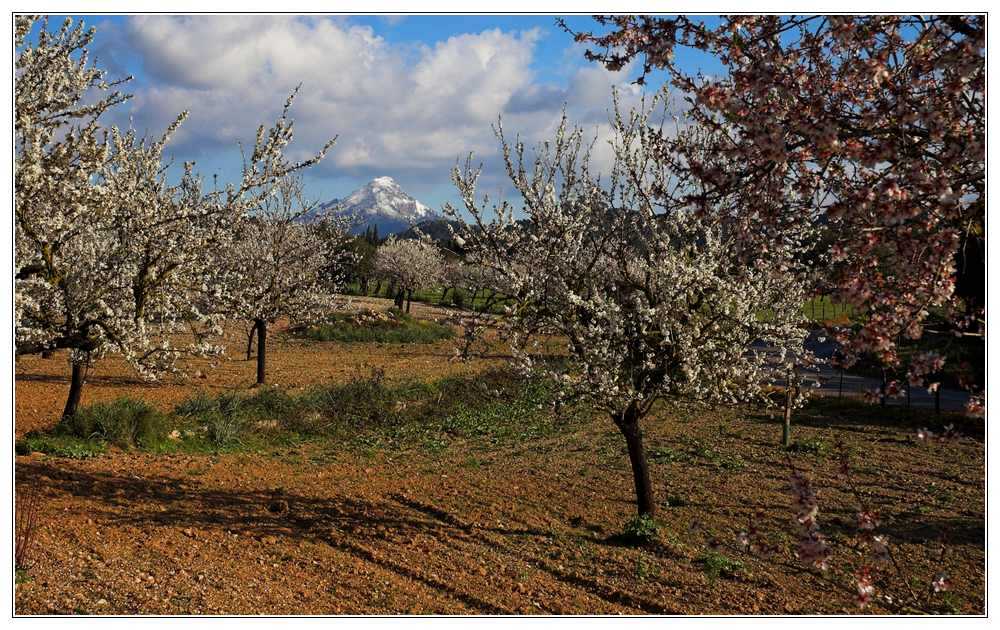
616, 404, 655, 517
255, 319, 267, 386
62, 361, 85, 420
783, 368, 798, 447
439, 286, 451, 305
246, 324, 256, 361
783, 386, 794, 447
394, 289, 405, 310
406, 289, 413, 313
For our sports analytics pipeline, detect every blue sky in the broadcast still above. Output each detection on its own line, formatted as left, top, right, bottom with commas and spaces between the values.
51, 14, 722, 210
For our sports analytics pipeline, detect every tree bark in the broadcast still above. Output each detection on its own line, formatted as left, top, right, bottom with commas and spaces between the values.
394, 289, 405, 310
406, 289, 413, 313
246, 324, 256, 361
783, 386, 794, 447
62, 361, 85, 420
783, 368, 798, 447
616, 403, 655, 517
255, 319, 267, 385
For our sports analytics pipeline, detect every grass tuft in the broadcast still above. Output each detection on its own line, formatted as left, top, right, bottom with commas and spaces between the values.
57, 398, 169, 450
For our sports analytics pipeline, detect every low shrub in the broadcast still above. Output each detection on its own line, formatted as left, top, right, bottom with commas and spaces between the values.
58, 398, 169, 449
699, 550, 744, 583
619, 514, 660, 545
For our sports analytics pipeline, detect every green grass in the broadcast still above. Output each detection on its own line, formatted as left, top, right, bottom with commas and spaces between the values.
300, 309, 454, 344
698, 550, 745, 583
56, 398, 171, 450
786, 438, 830, 456
15, 433, 107, 459
16, 369, 573, 459
802, 295, 856, 323
341, 282, 509, 314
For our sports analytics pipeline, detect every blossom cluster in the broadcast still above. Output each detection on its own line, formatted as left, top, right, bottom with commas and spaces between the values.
446, 93, 812, 422
15, 16, 336, 382
566, 15, 985, 388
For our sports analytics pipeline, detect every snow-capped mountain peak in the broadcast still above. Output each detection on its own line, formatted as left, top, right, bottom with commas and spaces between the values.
306, 176, 437, 235
340, 176, 432, 220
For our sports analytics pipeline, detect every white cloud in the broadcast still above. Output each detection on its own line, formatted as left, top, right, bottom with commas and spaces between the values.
107, 15, 654, 204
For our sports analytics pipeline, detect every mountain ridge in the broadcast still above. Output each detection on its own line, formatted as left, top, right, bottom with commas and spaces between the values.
304, 176, 439, 236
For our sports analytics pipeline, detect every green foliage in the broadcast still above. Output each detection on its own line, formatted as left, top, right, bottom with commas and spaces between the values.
435, 375, 559, 445
698, 550, 744, 583
57, 398, 169, 449
620, 514, 660, 545
174, 391, 217, 418
786, 438, 829, 456
686, 439, 746, 471
301, 310, 454, 344
203, 408, 249, 448
20, 369, 571, 459
648, 446, 688, 464
16, 433, 106, 459
666, 494, 689, 507
801, 295, 855, 323
634, 554, 660, 581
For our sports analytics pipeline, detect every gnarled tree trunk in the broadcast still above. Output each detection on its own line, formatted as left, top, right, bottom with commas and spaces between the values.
62, 361, 85, 420
615, 402, 655, 517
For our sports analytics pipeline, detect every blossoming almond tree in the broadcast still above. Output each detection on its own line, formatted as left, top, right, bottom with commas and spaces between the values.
374, 236, 446, 313
563, 15, 985, 407
14, 15, 334, 418
446, 96, 810, 516
215, 173, 354, 385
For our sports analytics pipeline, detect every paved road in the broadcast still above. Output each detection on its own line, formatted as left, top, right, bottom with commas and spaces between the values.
805, 365, 970, 412
799, 331, 970, 412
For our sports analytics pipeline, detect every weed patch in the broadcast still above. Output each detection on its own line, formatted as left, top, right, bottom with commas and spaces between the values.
299, 309, 453, 344
58, 398, 170, 449
698, 550, 744, 583
16, 433, 106, 459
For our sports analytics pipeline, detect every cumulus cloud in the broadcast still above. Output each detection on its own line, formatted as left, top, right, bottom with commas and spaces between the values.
102, 15, 654, 205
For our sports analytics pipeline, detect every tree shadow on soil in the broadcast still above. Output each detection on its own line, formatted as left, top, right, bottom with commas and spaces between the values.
16, 460, 683, 614
15, 372, 165, 388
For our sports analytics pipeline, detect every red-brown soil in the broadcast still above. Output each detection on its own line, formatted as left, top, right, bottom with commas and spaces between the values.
14, 299, 985, 615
